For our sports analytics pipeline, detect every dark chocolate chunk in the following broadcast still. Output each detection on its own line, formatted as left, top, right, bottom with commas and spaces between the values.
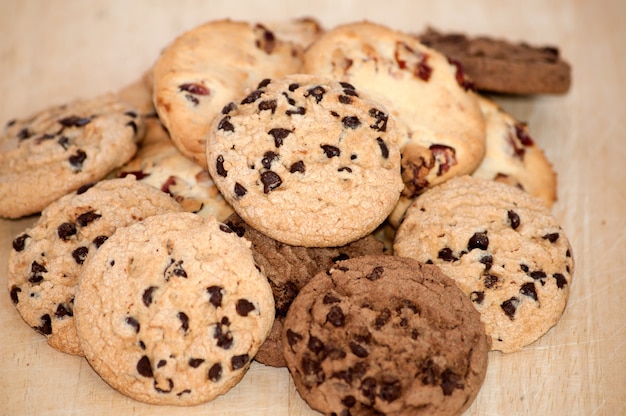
57, 222, 77, 241
327, 305, 345, 327
217, 116, 234, 132
553, 273, 568, 289
68, 149, 87, 170
137, 355, 153, 377
530, 270, 547, 280
55, 303, 73, 318
470, 291, 485, 304
286, 329, 303, 348
258, 99, 277, 113
34, 314, 52, 335
267, 128, 291, 147
321, 144, 341, 158
349, 342, 368, 358
376, 137, 389, 159
441, 369, 464, 396
437, 247, 458, 262
76, 210, 101, 227
261, 151, 278, 169
126, 316, 141, 333
10, 286, 21, 304
71, 246, 89, 265
305, 85, 326, 103
12, 234, 29, 252
379, 378, 402, 402
231, 354, 249, 370
342, 395, 357, 408
520, 282, 538, 301
369, 108, 388, 132
468, 231, 489, 251
142, 286, 158, 307
206, 286, 224, 308
215, 155, 227, 177
76, 182, 95, 194
307, 336, 325, 354
29, 261, 47, 283
501, 297, 520, 319
543, 232, 560, 243
221, 102, 236, 114
189, 358, 205, 368
260, 171, 282, 193
93, 235, 108, 248
342, 116, 361, 129
241, 89, 264, 104
234, 183, 247, 198
289, 160, 305, 173
507, 210, 521, 229
208, 363, 222, 382
365, 266, 384, 281
236, 299, 256, 316
483, 273, 498, 289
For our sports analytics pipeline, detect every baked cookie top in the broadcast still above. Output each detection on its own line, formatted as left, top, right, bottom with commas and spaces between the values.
394, 176, 574, 352
152, 19, 304, 168
223, 212, 385, 367
472, 95, 557, 207
118, 117, 234, 221
303, 21, 486, 196
74, 212, 274, 406
206, 74, 403, 247
7, 176, 183, 355
282, 255, 489, 416
0, 93, 144, 218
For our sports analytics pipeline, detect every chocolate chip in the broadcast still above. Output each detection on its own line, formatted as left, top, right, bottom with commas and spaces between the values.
282, 92, 296, 105
342, 116, 361, 129
126, 120, 138, 134
530, 270, 547, 280
157, 360, 166, 368
479, 254, 493, 270
76, 182, 95, 194
137, 356, 153, 377
286, 329, 303, 347
379, 378, 402, 402
437, 247, 458, 262
288, 83, 300, 91
375, 137, 390, 159
338, 95, 353, 104
340, 81, 356, 90
76, 210, 101, 227
267, 128, 291, 147
55, 303, 73, 318
10, 286, 21, 304
215, 155, 227, 177
221, 102, 236, 114
208, 363, 222, 382
369, 108, 388, 132
520, 282, 538, 301
241, 89, 264, 104
236, 299, 256, 316
164, 259, 187, 280
254, 24, 276, 53
59, 115, 91, 128
305, 85, 326, 103
68, 149, 87, 170
71, 246, 89, 265
327, 305, 345, 327
34, 314, 52, 335
142, 286, 158, 307
374, 308, 391, 329
231, 354, 249, 370
126, 316, 140, 333
365, 266, 384, 281
29, 261, 47, 283
234, 183, 247, 198
543, 232, 560, 243
260, 171, 282, 193
441, 369, 464, 396
154, 378, 174, 393
12, 234, 29, 252
360, 377, 377, 405
321, 144, 340, 158
17, 127, 32, 140
349, 342, 368, 358
223, 221, 245, 237
468, 231, 489, 251
286, 106, 306, 116
338, 166, 352, 173
301, 355, 325, 385
206, 286, 223, 308
342, 395, 356, 408
217, 116, 234, 132
177, 311, 189, 332
470, 291, 485, 304
520, 264, 529, 273
483, 273, 498, 289
214, 321, 233, 349
258, 99, 277, 113
307, 336, 325, 354
501, 297, 519, 319
553, 273, 568, 289
508, 210, 521, 229
289, 160, 305, 173
57, 222, 77, 241
262, 151, 278, 169
93, 235, 108, 248
189, 358, 205, 368
257, 78, 271, 89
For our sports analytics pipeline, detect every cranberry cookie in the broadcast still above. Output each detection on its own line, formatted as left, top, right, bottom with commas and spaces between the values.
394, 176, 574, 352
7, 176, 183, 355
282, 255, 489, 415
74, 212, 274, 405
206, 74, 403, 247
152, 19, 303, 168
0, 93, 144, 218
223, 212, 385, 367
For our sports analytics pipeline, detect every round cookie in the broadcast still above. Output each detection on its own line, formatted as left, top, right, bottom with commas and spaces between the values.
394, 176, 574, 353
303, 21, 486, 197
0, 93, 144, 218
282, 255, 490, 416
152, 19, 304, 168
472, 95, 557, 207
7, 176, 183, 355
223, 212, 385, 367
118, 117, 234, 221
74, 212, 274, 406
206, 74, 404, 247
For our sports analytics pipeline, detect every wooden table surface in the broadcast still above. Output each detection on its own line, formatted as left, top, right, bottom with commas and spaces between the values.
1, 1, 625, 415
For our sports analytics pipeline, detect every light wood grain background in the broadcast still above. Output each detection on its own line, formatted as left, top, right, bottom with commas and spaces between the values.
1, 1, 624, 415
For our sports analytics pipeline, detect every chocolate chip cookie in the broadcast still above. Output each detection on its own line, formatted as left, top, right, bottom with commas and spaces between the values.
206, 74, 403, 247
74, 212, 274, 405
394, 175, 574, 352
7, 176, 183, 355
223, 212, 385, 367
0, 93, 144, 218
282, 255, 489, 415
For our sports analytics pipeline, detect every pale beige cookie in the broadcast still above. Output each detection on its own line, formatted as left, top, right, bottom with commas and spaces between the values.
118, 118, 233, 220
282, 255, 489, 415
264, 17, 325, 49
74, 212, 274, 406
7, 176, 183, 355
152, 19, 304, 168
303, 21, 486, 198
206, 74, 403, 247
0, 93, 144, 218
472, 95, 557, 207
394, 176, 574, 353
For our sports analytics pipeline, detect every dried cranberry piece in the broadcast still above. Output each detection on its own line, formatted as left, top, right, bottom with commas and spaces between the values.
179, 83, 210, 96
448, 58, 475, 91
12, 234, 29, 251
236, 299, 256, 316
137, 356, 153, 377
321, 144, 341, 158
231, 354, 249, 370
208, 363, 222, 382
515, 123, 534, 146
430, 144, 457, 176
142, 286, 158, 307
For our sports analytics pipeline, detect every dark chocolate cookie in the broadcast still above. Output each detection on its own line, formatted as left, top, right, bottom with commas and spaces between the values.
282, 255, 490, 415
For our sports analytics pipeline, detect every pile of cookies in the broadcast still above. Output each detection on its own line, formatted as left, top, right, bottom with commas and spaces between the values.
3, 18, 573, 415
